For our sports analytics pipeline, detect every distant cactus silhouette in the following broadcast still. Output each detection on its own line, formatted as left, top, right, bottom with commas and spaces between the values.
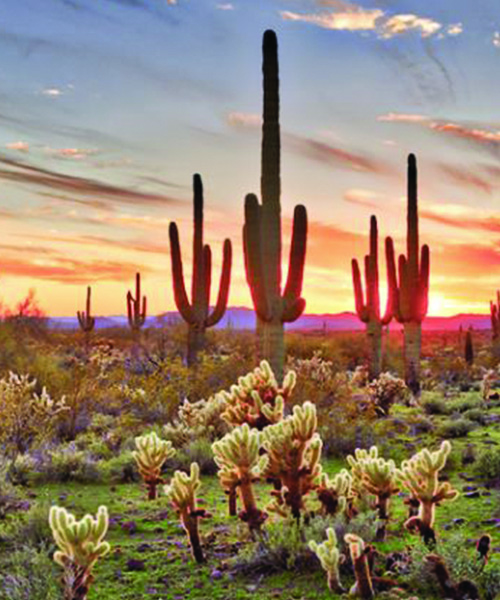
169, 174, 232, 366
127, 272, 147, 332
77, 286, 95, 333
352, 216, 395, 378
490, 291, 499, 341
386, 154, 430, 395
243, 29, 308, 382
465, 328, 474, 366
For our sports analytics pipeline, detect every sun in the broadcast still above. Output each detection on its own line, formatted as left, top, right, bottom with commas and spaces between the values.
428, 292, 449, 317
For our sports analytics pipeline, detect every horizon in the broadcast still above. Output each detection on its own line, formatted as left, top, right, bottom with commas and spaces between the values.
2, 1, 500, 317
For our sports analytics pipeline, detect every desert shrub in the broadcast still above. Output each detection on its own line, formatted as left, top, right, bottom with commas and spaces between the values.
437, 418, 476, 438
169, 438, 217, 476
0, 544, 61, 600
406, 534, 500, 600
35, 445, 101, 484
462, 407, 487, 424
474, 448, 500, 484
447, 392, 483, 414
100, 451, 139, 483
2, 502, 53, 548
421, 392, 449, 415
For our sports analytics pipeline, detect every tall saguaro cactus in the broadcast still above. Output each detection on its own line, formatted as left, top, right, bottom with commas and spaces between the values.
387, 154, 430, 395
169, 174, 232, 366
243, 29, 308, 383
352, 216, 395, 378
490, 291, 500, 341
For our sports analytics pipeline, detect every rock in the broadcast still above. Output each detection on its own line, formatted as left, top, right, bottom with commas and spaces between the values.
137, 543, 152, 553
464, 491, 480, 498
126, 558, 146, 571
211, 569, 223, 580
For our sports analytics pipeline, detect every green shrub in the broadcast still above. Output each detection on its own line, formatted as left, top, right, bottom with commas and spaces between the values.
437, 418, 476, 438
99, 451, 139, 483
169, 438, 217, 476
421, 392, 449, 415
474, 448, 500, 483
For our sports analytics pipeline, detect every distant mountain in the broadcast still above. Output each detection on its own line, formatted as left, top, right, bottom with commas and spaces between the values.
48, 308, 492, 332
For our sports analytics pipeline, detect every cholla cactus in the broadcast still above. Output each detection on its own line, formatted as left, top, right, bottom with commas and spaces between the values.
164, 395, 229, 447
219, 360, 295, 430
164, 463, 208, 563
316, 469, 353, 517
344, 534, 374, 600
367, 372, 407, 416
132, 431, 175, 500
212, 424, 268, 530
262, 401, 322, 518
395, 441, 458, 545
49, 505, 110, 600
309, 528, 344, 593
347, 446, 399, 541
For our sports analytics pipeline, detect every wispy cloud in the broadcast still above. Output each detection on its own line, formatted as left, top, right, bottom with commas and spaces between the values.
6, 141, 29, 153
0, 154, 184, 209
45, 147, 100, 160
227, 112, 391, 174
439, 163, 493, 194
216, 3, 234, 10
343, 188, 383, 209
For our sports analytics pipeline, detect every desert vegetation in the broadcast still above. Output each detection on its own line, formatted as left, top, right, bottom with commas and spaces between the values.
1, 28, 499, 600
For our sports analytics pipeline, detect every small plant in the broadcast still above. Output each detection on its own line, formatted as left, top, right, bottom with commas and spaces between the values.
316, 469, 353, 517
164, 462, 208, 563
344, 533, 374, 599
219, 360, 295, 429
367, 372, 407, 415
309, 527, 344, 593
438, 417, 476, 439
49, 505, 110, 600
132, 431, 175, 500
474, 448, 500, 483
261, 401, 323, 518
347, 446, 399, 541
396, 440, 459, 545
212, 424, 267, 530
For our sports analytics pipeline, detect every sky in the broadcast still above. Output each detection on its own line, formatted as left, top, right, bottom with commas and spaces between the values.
2, 0, 500, 317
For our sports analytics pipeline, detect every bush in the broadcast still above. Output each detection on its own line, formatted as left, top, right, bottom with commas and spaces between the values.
421, 392, 449, 415
100, 451, 139, 483
169, 438, 217, 476
437, 418, 476, 439
474, 448, 500, 484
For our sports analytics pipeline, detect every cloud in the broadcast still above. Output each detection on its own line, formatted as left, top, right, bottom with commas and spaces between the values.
45, 147, 100, 160
6, 141, 29, 153
493, 32, 500, 48
380, 14, 441, 39
216, 3, 234, 9
0, 154, 184, 209
343, 188, 383, 209
421, 207, 500, 234
439, 164, 493, 194
40, 88, 64, 97
281, 7, 382, 32
227, 112, 391, 174
378, 113, 500, 155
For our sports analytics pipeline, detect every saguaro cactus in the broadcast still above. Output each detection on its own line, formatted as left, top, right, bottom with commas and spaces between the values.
169, 174, 232, 366
132, 431, 175, 500
49, 505, 110, 600
309, 528, 344, 593
490, 292, 500, 341
465, 328, 474, 366
164, 462, 208, 563
396, 440, 458, 545
387, 154, 430, 395
127, 272, 147, 332
243, 30, 308, 383
352, 216, 395, 378
77, 287, 95, 336
212, 424, 268, 531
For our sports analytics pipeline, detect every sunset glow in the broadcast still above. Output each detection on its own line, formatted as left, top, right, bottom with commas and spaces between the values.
1, 1, 500, 317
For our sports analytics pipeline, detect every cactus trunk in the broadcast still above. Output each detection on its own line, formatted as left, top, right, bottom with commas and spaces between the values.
238, 476, 264, 533
228, 487, 237, 517
62, 566, 91, 600
184, 515, 204, 563
367, 321, 382, 379
352, 556, 374, 600
404, 322, 421, 395
375, 495, 389, 541
187, 325, 205, 368
262, 320, 285, 384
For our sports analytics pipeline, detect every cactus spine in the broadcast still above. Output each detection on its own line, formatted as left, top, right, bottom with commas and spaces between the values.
164, 463, 208, 563
309, 528, 344, 593
386, 154, 430, 395
243, 30, 308, 383
132, 431, 175, 500
169, 174, 232, 366
212, 424, 268, 531
49, 505, 110, 600
396, 440, 458, 545
352, 216, 395, 378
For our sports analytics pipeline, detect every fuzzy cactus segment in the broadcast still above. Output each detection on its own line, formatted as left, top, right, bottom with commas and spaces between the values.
395, 440, 458, 544
132, 431, 175, 500
316, 469, 352, 517
309, 528, 344, 592
212, 424, 268, 530
49, 505, 110, 600
164, 463, 208, 563
262, 401, 322, 518
347, 446, 399, 540
344, 534, 374, 600
219, 360, 295, 429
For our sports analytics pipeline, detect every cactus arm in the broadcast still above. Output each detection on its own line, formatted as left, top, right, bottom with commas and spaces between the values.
282, 204, 307, 318
367, 216, 380, 321
407, 153, 419, 278
192, 173, 204, 311
244, 193, 272, 321
206, 238, 232, 328
169, 222, 195, 324
352, 258, 368, 321
202, 244, 212, 321
418, 244, 430, 321
382, 236, 397, 325
282, 297, 306, 322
